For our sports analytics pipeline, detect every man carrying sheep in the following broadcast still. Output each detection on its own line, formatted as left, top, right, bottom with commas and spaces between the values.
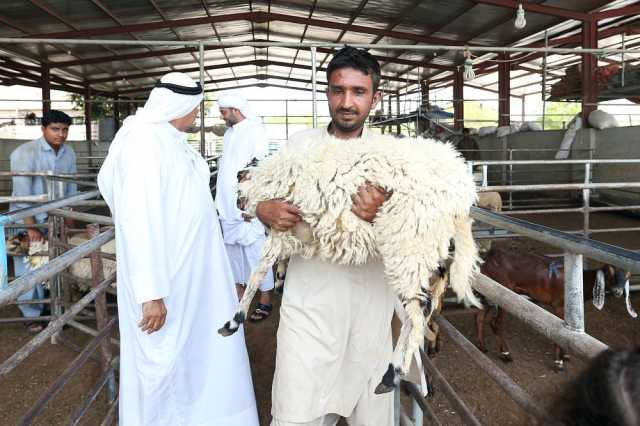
256, 46, 395, 426
215, 92, 274, 321
97, 72, 258, 426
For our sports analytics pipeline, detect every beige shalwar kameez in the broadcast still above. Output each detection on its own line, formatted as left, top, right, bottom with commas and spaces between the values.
270, 128, 395, 426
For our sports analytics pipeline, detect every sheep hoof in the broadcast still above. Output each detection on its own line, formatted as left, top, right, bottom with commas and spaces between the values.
217, 312, 245, 337
218, 322, 238, 337
500, 352, 513, 363
553, 360, 565, 373
374, 363, 399, 395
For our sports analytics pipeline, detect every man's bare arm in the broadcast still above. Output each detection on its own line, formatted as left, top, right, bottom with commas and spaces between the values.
256, 200, 302, 232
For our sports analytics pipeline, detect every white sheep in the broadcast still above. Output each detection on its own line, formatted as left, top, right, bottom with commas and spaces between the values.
218, 133, 481, 393
6, 233, 116, 291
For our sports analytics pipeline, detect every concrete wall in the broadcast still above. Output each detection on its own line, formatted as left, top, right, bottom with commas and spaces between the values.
476, 125, 640, 204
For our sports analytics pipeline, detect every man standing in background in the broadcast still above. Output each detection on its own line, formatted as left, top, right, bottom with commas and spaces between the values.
10, 109, 76, 333
216, 92, 274, 321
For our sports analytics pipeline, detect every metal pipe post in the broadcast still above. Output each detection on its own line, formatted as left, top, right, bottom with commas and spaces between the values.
508, 149, 514, 209
311, 46, 318, 128
396, 93, 401, 135
564, 253, 585, 332
285, 99, 289, 139
583, 163, 591, 238
199, 41, 206, 156
0, 217, 7, 289
84, 85, 93, 167
393, 387, 401, 426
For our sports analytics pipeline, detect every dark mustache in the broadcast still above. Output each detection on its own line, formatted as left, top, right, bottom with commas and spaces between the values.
337, 108, 357, 114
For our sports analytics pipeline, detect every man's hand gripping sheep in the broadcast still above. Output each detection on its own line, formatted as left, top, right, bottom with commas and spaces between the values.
218, 133, 482, 395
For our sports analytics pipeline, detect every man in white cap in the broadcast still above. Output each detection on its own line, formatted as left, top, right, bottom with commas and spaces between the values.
97, 72, 259, 426
215, 92, 274, 321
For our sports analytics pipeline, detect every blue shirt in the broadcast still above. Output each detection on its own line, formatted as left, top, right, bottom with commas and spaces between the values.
9, 136, 77, 222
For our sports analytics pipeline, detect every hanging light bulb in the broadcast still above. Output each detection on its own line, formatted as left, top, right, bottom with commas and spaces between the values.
463, 48, 475, 81
514, 3, 526, 29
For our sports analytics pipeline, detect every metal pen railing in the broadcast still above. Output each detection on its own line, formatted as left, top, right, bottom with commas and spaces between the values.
470, 158, 640, 238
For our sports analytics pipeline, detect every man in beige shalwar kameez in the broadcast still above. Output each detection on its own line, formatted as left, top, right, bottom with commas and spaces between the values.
256, 47, 396, 426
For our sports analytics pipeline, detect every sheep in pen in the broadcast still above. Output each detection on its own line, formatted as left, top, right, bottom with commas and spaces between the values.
218, 133, 482, 393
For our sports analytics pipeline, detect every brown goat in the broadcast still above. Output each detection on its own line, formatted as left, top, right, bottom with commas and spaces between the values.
475, 247, 629, 371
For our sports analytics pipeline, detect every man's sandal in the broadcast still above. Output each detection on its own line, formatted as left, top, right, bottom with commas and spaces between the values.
249, 303, 272, 322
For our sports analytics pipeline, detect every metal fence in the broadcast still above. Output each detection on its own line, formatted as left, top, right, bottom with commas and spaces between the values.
0, 158, 219, 424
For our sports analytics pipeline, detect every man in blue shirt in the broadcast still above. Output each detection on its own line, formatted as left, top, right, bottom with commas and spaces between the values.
10, 109, 77, 332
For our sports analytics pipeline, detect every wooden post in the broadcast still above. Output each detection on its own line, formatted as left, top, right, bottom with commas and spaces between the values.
87, 223, 116, 403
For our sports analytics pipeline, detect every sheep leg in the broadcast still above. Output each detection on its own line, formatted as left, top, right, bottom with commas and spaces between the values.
375, 298, 425, 394
375, 299, 414, 394
218, 255, 274, 337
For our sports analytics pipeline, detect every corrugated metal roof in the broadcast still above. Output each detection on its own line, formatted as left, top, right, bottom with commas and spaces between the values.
0, 0, 637, 98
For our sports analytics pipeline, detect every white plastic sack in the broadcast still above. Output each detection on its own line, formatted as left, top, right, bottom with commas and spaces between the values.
523, 121, 543, 131
588, 110, 618, 130
496, 125, 512, 138
478, 126, 497, 137
555, 127, 577, 160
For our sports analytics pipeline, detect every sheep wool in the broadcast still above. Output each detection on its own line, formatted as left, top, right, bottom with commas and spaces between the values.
221, 132, 482, 393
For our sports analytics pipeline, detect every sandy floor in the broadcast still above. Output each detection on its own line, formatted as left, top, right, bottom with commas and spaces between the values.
1, 211, 639, 425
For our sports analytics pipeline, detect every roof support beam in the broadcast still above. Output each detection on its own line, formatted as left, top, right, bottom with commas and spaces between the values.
116, 72, 396, 95
595, 4, 640, 20
29, 11, 472, 46
206, 82, 325, 94
47, 42, 452, 71
469, 0, 590, 21
88, 59, 419, 85
286, 0, 318, 83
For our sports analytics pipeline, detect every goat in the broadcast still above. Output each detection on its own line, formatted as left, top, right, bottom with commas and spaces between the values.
476, 246, 633, 371
217, 133, 481, 394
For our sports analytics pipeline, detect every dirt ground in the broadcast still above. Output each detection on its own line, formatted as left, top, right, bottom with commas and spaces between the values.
1, 211, 639, 425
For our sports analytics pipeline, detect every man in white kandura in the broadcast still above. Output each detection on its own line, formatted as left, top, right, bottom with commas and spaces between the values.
216, 93, 274, 321
97, 72, 259, 426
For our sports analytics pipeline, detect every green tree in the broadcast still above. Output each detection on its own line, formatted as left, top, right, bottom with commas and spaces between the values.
539, 102, 581, 130
69, 93, 114, 120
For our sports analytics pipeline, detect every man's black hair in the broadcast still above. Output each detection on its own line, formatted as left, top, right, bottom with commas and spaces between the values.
42, 110, 72, 127
463, 127, 471, 134
326, 46, 381, 91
